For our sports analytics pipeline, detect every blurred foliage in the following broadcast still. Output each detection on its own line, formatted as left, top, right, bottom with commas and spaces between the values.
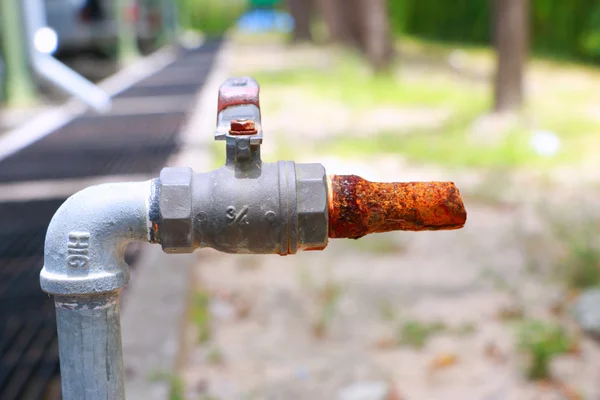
206, 346, 225, 365
562, 244, 600, 289
517, 320, 574, 380
398, 320, 446, 348
254, 40, 600, 169
147, 371, 185, 400
312, 280, 342, 339
391, 0, 490, 44
343, 233, 407, 254
544, 204, 600, 290
177, 0, 247, 36
253, 47, 489, 112
389, 0, 600, 61
191, 290, 212, 343
249, 0, 280, 6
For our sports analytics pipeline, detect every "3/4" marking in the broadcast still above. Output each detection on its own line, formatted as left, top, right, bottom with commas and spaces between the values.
226, 205, 249, 226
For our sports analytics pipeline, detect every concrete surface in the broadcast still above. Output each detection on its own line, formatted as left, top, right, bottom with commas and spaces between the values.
120, 40, 231, 400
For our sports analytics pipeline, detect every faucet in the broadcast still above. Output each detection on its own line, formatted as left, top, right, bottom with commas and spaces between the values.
40, 77, 466, 400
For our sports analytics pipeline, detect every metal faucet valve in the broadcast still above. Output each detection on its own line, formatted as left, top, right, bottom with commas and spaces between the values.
40, 76, 467, 400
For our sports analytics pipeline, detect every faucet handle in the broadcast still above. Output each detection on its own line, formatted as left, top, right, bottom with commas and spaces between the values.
215, 77, 262, 144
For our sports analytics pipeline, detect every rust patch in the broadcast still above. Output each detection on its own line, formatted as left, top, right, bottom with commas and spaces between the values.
229, 119, 258, 135
148, 178, 161, 243
328, 175, 467, 239
151, 221, 160, 243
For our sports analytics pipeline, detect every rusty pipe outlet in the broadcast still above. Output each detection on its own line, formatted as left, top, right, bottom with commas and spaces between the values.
328, 176, 466, 239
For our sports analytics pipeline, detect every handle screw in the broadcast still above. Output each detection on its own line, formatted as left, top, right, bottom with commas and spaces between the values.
229, 119, 258, 136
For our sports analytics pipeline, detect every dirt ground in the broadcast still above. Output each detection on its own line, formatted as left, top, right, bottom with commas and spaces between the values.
179, 39, 600, 400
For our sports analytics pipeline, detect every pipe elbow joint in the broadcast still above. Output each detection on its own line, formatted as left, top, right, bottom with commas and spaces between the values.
40, 181, 153, 296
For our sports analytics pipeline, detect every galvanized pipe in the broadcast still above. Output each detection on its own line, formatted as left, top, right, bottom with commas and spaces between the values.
55, 293, 125, 400
41, 181, 152, 400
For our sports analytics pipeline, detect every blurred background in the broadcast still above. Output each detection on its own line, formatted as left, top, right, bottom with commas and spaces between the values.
2, 0, 600, 399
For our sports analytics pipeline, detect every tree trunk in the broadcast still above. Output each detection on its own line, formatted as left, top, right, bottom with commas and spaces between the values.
316, 0, 357, 45
316, 0, 393, 71
359, 0, 394, 71
289, 0, 313, 42
493, 0, 529, 112
317, 0, 394, 71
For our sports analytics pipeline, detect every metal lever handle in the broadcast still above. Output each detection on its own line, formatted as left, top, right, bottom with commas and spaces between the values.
217, 76, 260, 114
215, 76, 262, 142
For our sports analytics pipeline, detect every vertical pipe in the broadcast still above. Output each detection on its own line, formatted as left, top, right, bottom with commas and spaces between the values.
159, 0, 180, 45
0, 0, 37, 105
55, 292, 125, 400
115, 0, 141, 65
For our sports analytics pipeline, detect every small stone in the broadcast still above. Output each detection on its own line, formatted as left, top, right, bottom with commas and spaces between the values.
338, 381, 389, 400
209, 299, 235, 320
574, 288, 600, 339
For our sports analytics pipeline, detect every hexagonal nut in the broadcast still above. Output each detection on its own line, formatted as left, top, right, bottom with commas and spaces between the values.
159, 167, 194, 253
296, 163, 328, 250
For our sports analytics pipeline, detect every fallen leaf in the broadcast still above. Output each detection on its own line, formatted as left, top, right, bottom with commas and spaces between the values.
537, 381, 583, 400
497, 304, 524, 321
386, 385, 405, 400
429, 353, 458, 371
373, 336, 396, 350
557, 382, 583, 400
484, 342, 506, 363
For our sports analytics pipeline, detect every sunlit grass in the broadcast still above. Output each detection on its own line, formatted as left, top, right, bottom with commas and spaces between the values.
517, 320, 575, 380
254, 53, 487, 111
249, 35, 600, 169
321, 129, 541, 168
178, 0, 247, 36
319, 119, 599, 169
191, 290, 212, 344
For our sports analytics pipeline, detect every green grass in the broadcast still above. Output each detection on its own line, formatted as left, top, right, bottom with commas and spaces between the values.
342, 233, 407, 254
312, 280, 343, 338
544, 205, 600, 290
206, 346, 224, 365
397, 320, 447, 348
562, 244, 600, 289
148, 371, 185, 400
379, 299, 397, 322
517, 320, 574, 380
321, 123, 600, 169
229, 30, 292, 45
177, 0, 247, 36
191, 290, 212, 344
323, 126, 542, 169
254, 54, 487, 111
396, 320, 476, 348
251, 37, 600, 169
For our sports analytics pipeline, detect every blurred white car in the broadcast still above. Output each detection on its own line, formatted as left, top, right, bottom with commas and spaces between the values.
45, 0, 162, 53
